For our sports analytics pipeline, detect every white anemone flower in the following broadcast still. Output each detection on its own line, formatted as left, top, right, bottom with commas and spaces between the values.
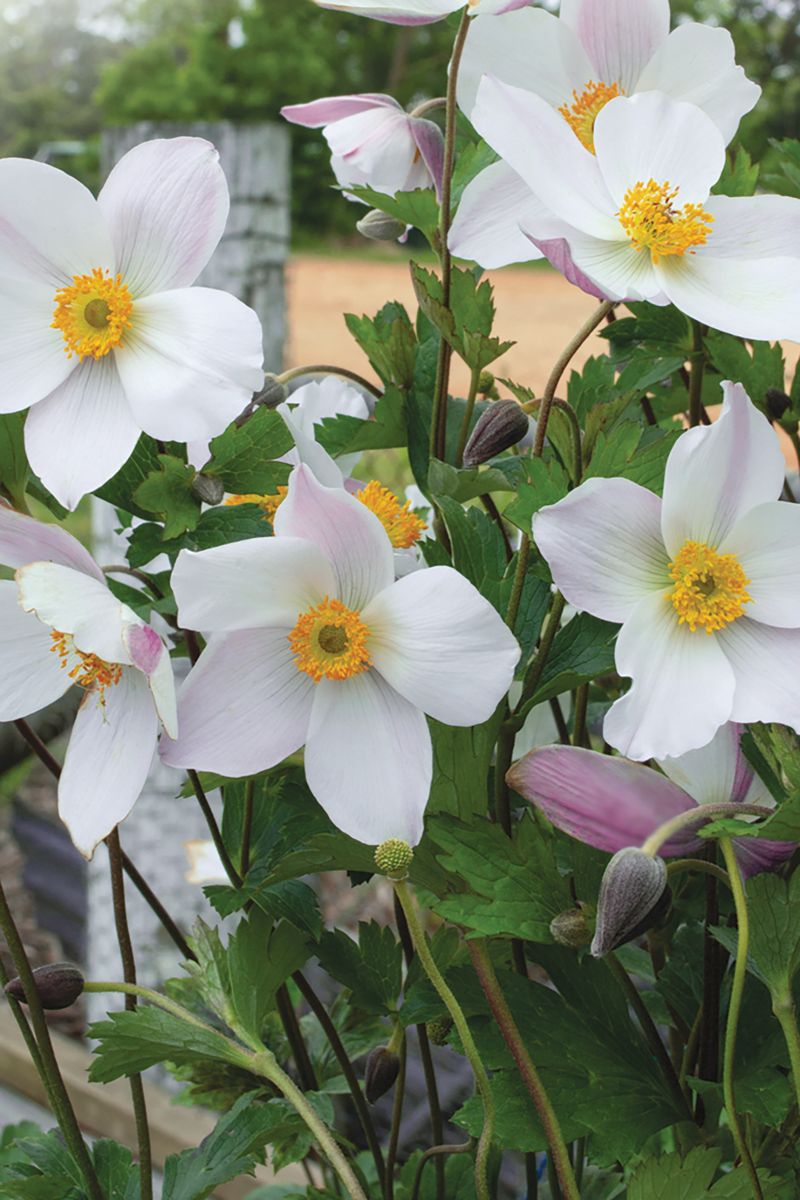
534, 383, 800, 761
452, 0, 760, 268
463, 87, 800, 340
313, 0, 530, 25
161, 465, 520, 846
0, 504, 177, 857
0, 138, 264, 510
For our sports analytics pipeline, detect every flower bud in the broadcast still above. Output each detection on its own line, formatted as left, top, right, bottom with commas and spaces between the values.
254, 374, 289, 409
191, 473, 225, 506
426, 1017, 453, 1046
374, 838, 414, 879
356, 208, 407, 243
364, 1045, 400, 1103
477, 371, 497, 396
591, 849, 670, 958
550, 906, 592, 949
765, 387, 791, 423
5, 963, 85, 1010
463, 400, 530, 467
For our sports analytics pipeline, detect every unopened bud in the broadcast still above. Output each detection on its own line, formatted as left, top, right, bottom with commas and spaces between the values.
364, 1046, 400, 1103
254, 374, 289, 409
550, 906, 592, 949
426, 1017, 453, 1046
765, 387, 791, 423
5, 963, 85, 1010
356, 208, 407, 243
375, 838, 414, 879
591, 849, 670, 958
191, 473, 225, 506
477, 371, 498, 398
463, 400, 530, 467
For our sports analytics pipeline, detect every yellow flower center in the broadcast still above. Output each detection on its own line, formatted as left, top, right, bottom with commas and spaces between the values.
52, 268, 133, 360
558, 80, 622, 153
50, 631, 123, 699
357, 481, 426, 549
668, 541, 752, 634
224, 488, 288, 522
288, 597, 372, 683
618, 179, 714, 264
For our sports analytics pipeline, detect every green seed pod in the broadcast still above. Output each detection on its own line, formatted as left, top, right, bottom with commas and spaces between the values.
374, 838, 414, 879
364, 1046, 400, 1103
549, 906, 593, 949
5, 963, 85, 1010
463, 400, 530, 467
591, 849, 670, 957
191, 473, 225, 506
356, 209, 407, 242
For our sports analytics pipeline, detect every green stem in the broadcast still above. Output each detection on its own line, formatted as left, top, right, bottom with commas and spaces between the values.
13, 717, 63, 779
393, 881, 494, 1200
551, 398, 583, 482
640, 804, 772, 858
455, 364, 481, 467
411, 1142, 473, 1200
186, 769, 243, 888
277, 364, 381, 399
467, 941, 578, 1200
0, 958, 56, 1129
773, 994, 800, 1113
508, 593, 568, 731
533, 300, 614, 459
384, 1032, 407, 1200
667, 859, 731, 888
688, 321, 706, 429
719, 838, 763, 1200
571, 684, 588, 748
241, 778, 255, 876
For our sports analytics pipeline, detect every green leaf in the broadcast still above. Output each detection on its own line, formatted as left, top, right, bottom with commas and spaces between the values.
348, 185, 439, 241
92, 1141, 140, 1200
428, 708, 504, 821
716, 872, 800, 998
451, 139, 498, 209
763, 138, 800, 200
528, 613, 618, 707
133, 454, 201, 539
229, 917, 311, 1040
126, 504, 271, 567
626, 1146, 790, 1199
344, 302, 416, 389
96, 434, 162, 519
317, 922, 402, 1015
206, 408, 294, 494
88, 1005, 240, 1083
406, 335, 439, 496
0, 412, 29, 507
162, 1092, 276, 1200
411, 263, 513, 372
505, 455, 569, 535
315, 385, 407, 457
435, 496, 506, 596
704, 332, 785, 409
426, 455, 522, 503
712, 146, 760, 197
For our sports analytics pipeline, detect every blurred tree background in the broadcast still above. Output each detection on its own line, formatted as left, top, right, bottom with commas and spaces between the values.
0, 0, 796, 241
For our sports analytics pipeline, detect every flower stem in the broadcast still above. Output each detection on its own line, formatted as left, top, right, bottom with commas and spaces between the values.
186, 769, 242, 887
533, 300, 614, 459
13, 717, 63, 778
640, 804, 772, 858
241, 778, 255, 876
688, 321, 707, 429
666, 859, 731, 888
718, 837, 763, 1200
411, 1142, 473, 1200
772, 993, 800, 1113
276, 364, 381, 399
384, 1032, 407, 1200
393, 880, 494, 1200
455, 364, 482, 466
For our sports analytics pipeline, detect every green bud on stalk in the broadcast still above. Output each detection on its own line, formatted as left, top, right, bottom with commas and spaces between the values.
591, 849, 670, 957
375, 838, 414, 879
463, 399, 530, 467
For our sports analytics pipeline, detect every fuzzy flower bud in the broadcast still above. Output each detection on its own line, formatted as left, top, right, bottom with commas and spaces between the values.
364, 1045, 401, 1103
591, 849, 670, 958
375, 838, 414, 879
191, 473, 225, 507
5, 963, 85, 1010
463, 399, 530, 467
254, 374, 289, 409
356, 208, 407, 243
550, 906, 593, 949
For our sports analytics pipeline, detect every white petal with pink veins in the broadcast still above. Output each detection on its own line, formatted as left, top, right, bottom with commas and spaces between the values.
560, 0, 669, 95
720, 501, 800, 629
0, 277, 75, 414
0, 505, 103, 579
0, 581, 72, 720
16, 562, 135, 665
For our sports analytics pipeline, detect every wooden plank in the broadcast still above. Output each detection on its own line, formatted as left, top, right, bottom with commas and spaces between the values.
0, 1004, 309, 1197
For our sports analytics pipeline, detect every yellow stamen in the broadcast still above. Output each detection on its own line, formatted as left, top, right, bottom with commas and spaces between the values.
289, 597, 372, 683
50, 631, 122, 699
618, 179, 714, 263
224, 487, 288, 522
357, 481, 425, 550
558, 80, 622, 153
52, 268, 133, 360
668, 541, 752, 634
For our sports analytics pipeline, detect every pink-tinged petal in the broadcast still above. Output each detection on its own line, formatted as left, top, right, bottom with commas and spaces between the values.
507, 745, 701, 856
604, 590, 736, 761
0, 158, 114, 288
594, 93, 725, 209
15, 562, 133, 665
458, 9, 592, 118
528, 233, 615, 300
471, 75, 618, 240
0, 581, 72, 720
734, 838, 795, 880
473, 0, 532, 11
362, 565, 520, 724
274, 466, 394, 611
561, 0, 669, 95
305, 672, 431, 846
115, 287, 264, 441
657, 721, 744, 808
0, 504, 103, 580
324, 107, 428, 194
160, 629, 314, 775
700, 195, 800, 260
634, 24, 760, 145
123, 623, 177, 737
58, 668, 157, 858
125, 624, 163, 675
0, 277, 75, 414
284, 376, 370, 431
410, 118, 445, 199
533, 477, 668, 623
24, 356, 141, 512
449, 161, 546, 269
278, 410, 346, 488
313, 0, 462, 23
281, 94, 401, 128
98, 138, 229, 295
716, 621, 800, 733
171, 538, 335, 633
720, 502, 800, 629
660, 382, 785, 558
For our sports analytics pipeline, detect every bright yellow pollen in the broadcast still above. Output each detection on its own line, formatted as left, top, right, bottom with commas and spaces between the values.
558, 80, 622, 153
52, 268, 133, 360
224, 487, 288, 522
618, 179, 714, 264
357, 480, 425, 550
668, 541, 752, 634
289, 597, 372, 683
50, 631, 123, 699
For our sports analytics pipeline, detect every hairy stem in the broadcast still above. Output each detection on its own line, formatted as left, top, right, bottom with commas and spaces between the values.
689, 321, 707, 429
277, 364, 381, 399
640, 804, 773, 858
384, 1032, 407, 1200
455, 364, 482, 467
773, 993, 800, 1113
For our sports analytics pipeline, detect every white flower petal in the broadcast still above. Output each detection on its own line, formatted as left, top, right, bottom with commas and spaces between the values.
720, 502, 800, 629
362, 565, 520, 724
15, 562, 133, 664
0, 505, 103, 579
274, 466, 394, 611
604, 589, 735, 761
545, 225, 662, 301
633, 24, 760, 145
661, 382, 785, 557
701, 195, 800, 260
716, 620, 800, 733
0, 581, 72, 720
160, 629, 314, 775
533, 477, 669, 623
58, 668, 157, 858
560, 0, 669, 95
657, 721, 743, 808
655, 252, 800, 343
284, 376, 370, 433
449, 161, 547, 269
314, 0, 462, 22
98, 138, 229, 296
0, 158, 114, 287
323, 107, 425, 194
115, 288, 264, 441
172, 538, 335, 633
471, 75, 618, 240
593, 93, 725, 209
0, 277, 75, 414
24, 356, 141, 512
124, 624, 178, 738
278, 410, 346, 488
305, 672, 431, 846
